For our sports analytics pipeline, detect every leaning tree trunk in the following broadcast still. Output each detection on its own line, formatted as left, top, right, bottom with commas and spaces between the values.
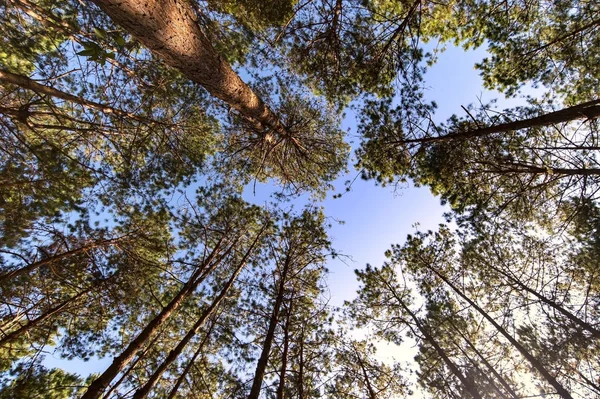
393, 295, 484, 399
425, 264, 574, 399
403, 99, 600, 144
90, 0, 285, 133
248, 255, 293, 399
81, 236, 229, 399
132, 228, 265, 398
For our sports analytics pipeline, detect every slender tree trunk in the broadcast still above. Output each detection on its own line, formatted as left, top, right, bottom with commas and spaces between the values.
276, 298, 293, 399
482, 256, 600, 338
0, 281, 99, 345
381, 278, 483, 399
166, 316, 218, 399
133, 228, 265, 398
0, 236, 124, 285
90, 0, 285, 133
352, 344, 377, 399
81, 236, 228, 399
248, 255, 293, 399
0, 69, 147, 122
102, 334, 162, 399
396, 298, 483, 399
298, 325, 305, 399
447, 319, 519, 399
423, 263, 574, 399
400, 99, 600, 145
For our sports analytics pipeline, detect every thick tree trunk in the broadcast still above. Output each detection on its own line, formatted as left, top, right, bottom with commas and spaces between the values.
133, 228, 265, 398
248, 255, 292, 399
81, 236, 228, 399
90, 0, 285, 133
401, 99, 600, 144
425, 264, 573, 399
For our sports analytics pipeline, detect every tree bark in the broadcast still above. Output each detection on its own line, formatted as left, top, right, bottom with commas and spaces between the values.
90, 0, 285, 133
248, 254, 293, 399
81, 236, 228, 399
399, 99, 600, 145
132, 228, 265, 398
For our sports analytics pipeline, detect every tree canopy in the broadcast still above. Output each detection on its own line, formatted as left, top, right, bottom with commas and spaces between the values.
1, 0, 598, 397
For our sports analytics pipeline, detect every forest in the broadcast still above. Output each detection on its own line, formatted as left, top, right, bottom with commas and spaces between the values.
0, 0, 598, 398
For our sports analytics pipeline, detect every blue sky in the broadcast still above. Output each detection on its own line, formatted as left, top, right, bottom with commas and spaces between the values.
44, 43, 524, 384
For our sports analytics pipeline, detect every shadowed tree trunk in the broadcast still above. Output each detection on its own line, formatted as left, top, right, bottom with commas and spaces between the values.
248, 254, 293, 399
81, 236, 229, 399
132, 227, 266, 398
399, 99, 600, 144
422, 262, 574, 399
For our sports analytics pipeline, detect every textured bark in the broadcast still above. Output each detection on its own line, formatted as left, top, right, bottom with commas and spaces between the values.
81, 236, 228, 399
90, 0, 285, 133
132, 228, 265, 398
400, 99, 600, 144
248, 255, 293, 399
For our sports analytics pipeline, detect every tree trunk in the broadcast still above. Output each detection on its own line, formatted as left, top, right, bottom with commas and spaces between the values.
248, 255, 293, 399
424, 263, 574, 399
381, 277, 483, 399
166, 316, 218, 399
401, 99, 600, 144
102, 334, 162, 399
352, 344, 377, 399
132, 228, 265, 398
0, 236, 124, 285
0, 69, 146, 122
0, 281, 100, 345
90, 0, 285, 133
298, 325, 305, 399
276, 298, 293, 399
482, 255, 600, 338
81, 236, 228, 399
447, 318, 519, 399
